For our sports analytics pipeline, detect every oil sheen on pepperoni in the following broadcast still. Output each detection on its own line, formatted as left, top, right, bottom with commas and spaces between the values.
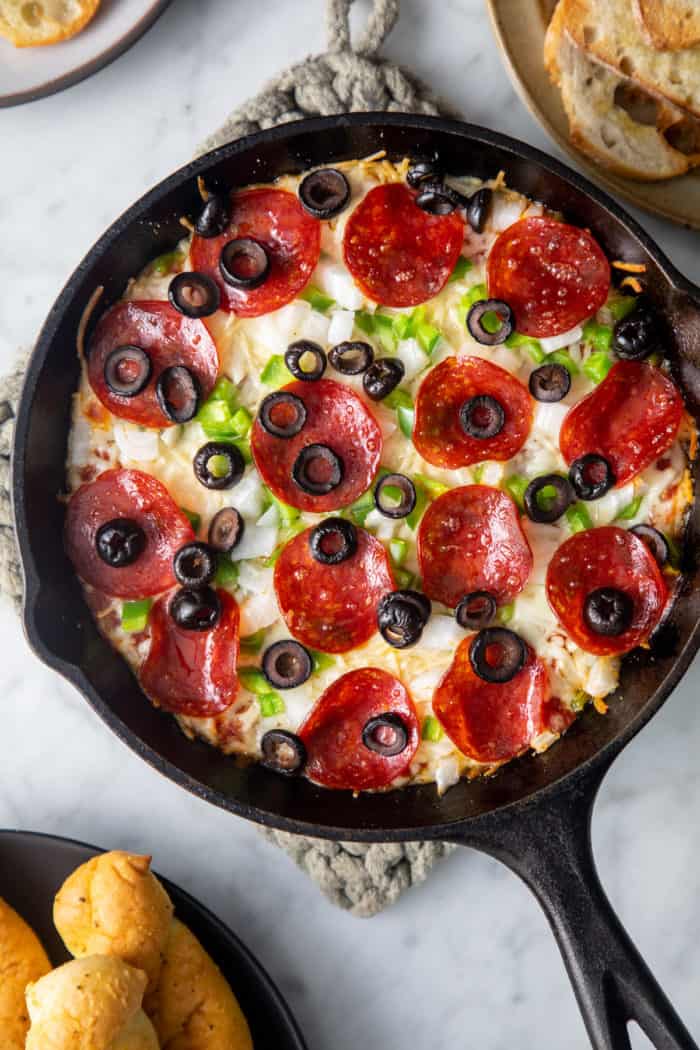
190, 188, 321, 316
546, 526, 667, 656
65, 468, 194, 599
140, 589, 240, 717
487, 217, 610, 337
300, 668, 420, 790
560, 361, 684, 486
87, 300, 219, 428
251, 378, 382, 512
418, 485, 532, 608
343, 183, 464, 308
413, 356, 533, 468
433, 636, 549, 763
274, 525, 394, 653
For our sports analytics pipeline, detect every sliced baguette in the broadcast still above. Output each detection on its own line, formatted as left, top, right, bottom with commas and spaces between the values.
545, 1, 699, 179
559, 0, 700, 118
634, 0, 700, 51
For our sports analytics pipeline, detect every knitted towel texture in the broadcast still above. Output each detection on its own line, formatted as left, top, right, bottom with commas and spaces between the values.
2, 0, 456, 917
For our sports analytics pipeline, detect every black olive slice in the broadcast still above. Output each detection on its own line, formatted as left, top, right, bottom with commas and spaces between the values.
155, 365, 201, 423
455, 591, 497, 630
309, 517, 357, 565
459, 395, 505, 440
528, 362, 571, 403
569, 454, 616, 501
170, 586, 221, 631
220, 238, 270, 289
415, 180, 460, 215
285, 340, 327, 382
208, 507, 244, 553
261, 729, 307, 776
524, 474, 574, 524
193, 442, 245, 490
104, 345, 152, 398
298, 168, 350, 220
629, 524, 669, 567
467, 298, 515, 345
613, 299, 663, 361
377, 590, 431, 649
195, 192, 230, 238
173, 542, 216, 587
466, 187, 493, 233
329, 340, 374, 375
168, 271, 220, 318
362, 713, 409, 756
583, 587, 634, 637
407, 159, 440, 188
262, 640, 313, 690
469, 627, 526, 684
363, 357, 405, 401
259, 391, 307, 439
95, 518, 146, 568
292, 444, 343, 495
374, 473, 417, 519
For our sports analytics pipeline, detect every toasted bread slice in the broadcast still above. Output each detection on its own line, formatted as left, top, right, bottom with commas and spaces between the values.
546, 1, 699, 179
559, 0, 700, 118
0, 0, 100, 47
635, 0, 700, 51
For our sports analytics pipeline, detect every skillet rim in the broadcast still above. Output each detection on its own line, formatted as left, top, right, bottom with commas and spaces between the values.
12, 112, 700, 842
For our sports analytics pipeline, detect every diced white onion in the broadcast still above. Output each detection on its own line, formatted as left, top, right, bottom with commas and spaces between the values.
411, 668, 444, 698
373, 405, 397, 440
68, 414, 93, 465
539, 326, 583, 353
240, 589, 279, 635
159, 425, 181, 450
327, 308, 356, 345
489, 192, 525, 232
363, 508, 396, 540
395, 338, 428, 382
587, 482, 636, 527
233, 471, 266, 520
585, 657, 618, 698
113, 423, 159, 462
238, 562, 274, 595
302, 310, 330, 346
479, 461, 505, 486
256, 504, 279, 529
419, 615, 464, 651
315, 260, 364, 310
230, 526, 277, 561
435, 755, 460, 795
533, 400, 570, 443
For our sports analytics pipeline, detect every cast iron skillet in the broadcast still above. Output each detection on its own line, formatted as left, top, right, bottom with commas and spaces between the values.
13, 114, 700, 1050
0, 829, 306, 1049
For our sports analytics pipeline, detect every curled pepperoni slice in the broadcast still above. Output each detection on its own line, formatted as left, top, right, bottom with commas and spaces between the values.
487, 217, 610, 337
418, 485, 532, 608
300, 668, 419, 790
87, 301, 219, 428
433, 636, 549, 763
274, 525, 394, 653
65, 469, 194, 599
413, 356, 532, 468
343, 183, 464, 307
251, 378, 382, 512
545, 526, 667, 656
560, 361, 684, 487
190, 188, 321, 317
140, 589, 240, 717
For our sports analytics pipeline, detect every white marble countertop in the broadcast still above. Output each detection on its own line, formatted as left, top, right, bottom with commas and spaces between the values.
1, 1, 699, 1047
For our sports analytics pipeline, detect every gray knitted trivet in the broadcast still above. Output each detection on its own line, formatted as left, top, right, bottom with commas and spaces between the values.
1, 0, 456, 917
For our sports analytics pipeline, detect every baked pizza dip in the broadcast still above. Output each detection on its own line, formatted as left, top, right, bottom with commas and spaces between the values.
65, 155, 694, 794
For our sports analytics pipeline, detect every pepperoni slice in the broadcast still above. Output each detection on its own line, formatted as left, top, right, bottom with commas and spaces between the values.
251, 378, 382, 512
560, 361, 684, 487
545, 526, 667, 656
418, 485, 532, 608
487, 217, 610, 337
300, 668, 419, 790
65, 469, 194, 599
274, 525, 394, 653
343, 183, 464, 308
413, 356, 532, 468
190, 188, 321, 317
140, 589, 240, 717
87, 301, 219, 428
433, 636, 549, 763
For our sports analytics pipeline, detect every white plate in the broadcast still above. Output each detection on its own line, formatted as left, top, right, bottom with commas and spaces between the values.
0, 0, 173, 108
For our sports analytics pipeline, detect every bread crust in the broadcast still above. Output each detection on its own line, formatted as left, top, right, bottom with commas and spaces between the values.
0, 0, 101, 47
0, 897, 52, 1050
634, 0, 700, 51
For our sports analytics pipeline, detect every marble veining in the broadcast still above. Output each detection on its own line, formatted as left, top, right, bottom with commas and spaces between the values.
1, 1, 699, 1047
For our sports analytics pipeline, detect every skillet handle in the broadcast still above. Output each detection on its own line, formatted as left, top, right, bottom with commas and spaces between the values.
446, 766, 697, 1050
